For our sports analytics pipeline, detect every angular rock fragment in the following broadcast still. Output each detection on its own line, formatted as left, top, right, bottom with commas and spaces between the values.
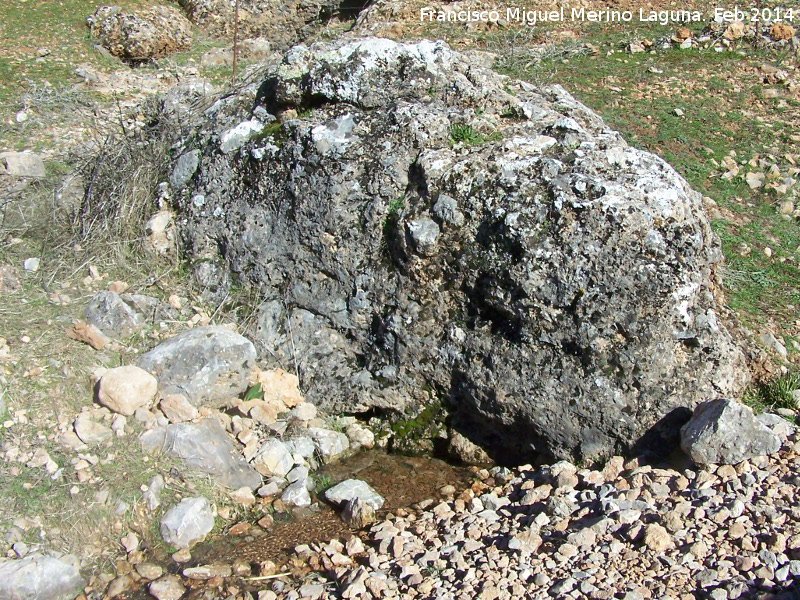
160, 497, 215, 548
138, 326, 256, 407
325, 479, 384, 510
85, 291, 143, 338
141, 419, 262, 490
680, 399, 781, 465
0, 554, 85, 600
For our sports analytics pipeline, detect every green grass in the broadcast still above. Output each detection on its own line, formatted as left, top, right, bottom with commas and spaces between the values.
449, 123, 502, 147
743, 372, 800, 415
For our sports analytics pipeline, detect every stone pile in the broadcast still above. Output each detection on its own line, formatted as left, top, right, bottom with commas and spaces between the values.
230, 407, 800, 600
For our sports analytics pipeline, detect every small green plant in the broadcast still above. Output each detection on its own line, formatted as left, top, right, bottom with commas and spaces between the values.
388, 197, 404, 215
313, 474, 333, 495
448, 123, 503, 147
243, 383, 264, 401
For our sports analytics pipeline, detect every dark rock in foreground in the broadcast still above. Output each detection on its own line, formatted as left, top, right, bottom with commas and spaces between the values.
155, 38, 747, 461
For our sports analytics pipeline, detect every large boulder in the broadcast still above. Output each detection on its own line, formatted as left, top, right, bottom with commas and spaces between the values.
0, 554, 84, 600
150, 38, 748, 461
141, 419, 262, 490
176, 0, 355, 52
680, 399, 782, 465
87, 5, 192, 61
137, 326, 256, 407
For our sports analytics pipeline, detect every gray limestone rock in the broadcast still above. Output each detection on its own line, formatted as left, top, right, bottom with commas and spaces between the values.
137, 326, 256, 407
170, 150, 201, 190
0, 554, 85, 600
160, 497, 214, 548
84, 291, 143, 338
681, 399, 782, 465
252, 438, 294, 477
113, 37, 749, 461
407, 217, 440, 256
342, 496, 376, 528
324, 479, 384, 510
73, 414, 113, 446
142, 419, 262, 490
0, 152, 46, 178
281, 478, 311, 507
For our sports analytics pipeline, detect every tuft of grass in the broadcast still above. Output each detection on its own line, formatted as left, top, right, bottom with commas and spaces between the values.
448, 123, 502, 147
313, 474, 333, 495
743, 372, 800, 415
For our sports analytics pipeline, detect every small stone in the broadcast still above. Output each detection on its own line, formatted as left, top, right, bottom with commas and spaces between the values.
252, 439, 294, 477
342, 497, 376, 528
307, 427, 349, 463
144, 474, 165, 511
160, 497, 215, 548
84, 291, 142, 338
65, 321, 110, 350
98, 365, 158, 416
171, 549, 191, 563
135, 562, 163, 580
159, 394, 198, 423
149, 574, 186, 600
120, 532, 139, 553
674, 108, 684, 117
183, 563, 233, 579
230, 487, 256, 506
74, 413, 113, 446
23, 258, 40, 273
643, 523, 674, 552
107, 575, 132, 598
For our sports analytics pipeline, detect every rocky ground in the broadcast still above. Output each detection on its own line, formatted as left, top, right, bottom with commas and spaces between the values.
28, 402, 796, 600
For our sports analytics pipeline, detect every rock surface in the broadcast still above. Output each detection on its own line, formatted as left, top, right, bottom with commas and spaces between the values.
137, 326, 256, 407
141, 419, 262, 490
0, 554, 85, 600
149, 37, 747, 461
160, 497, 215, 548
680, 398, 782, 465
87, 5, 192, 61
